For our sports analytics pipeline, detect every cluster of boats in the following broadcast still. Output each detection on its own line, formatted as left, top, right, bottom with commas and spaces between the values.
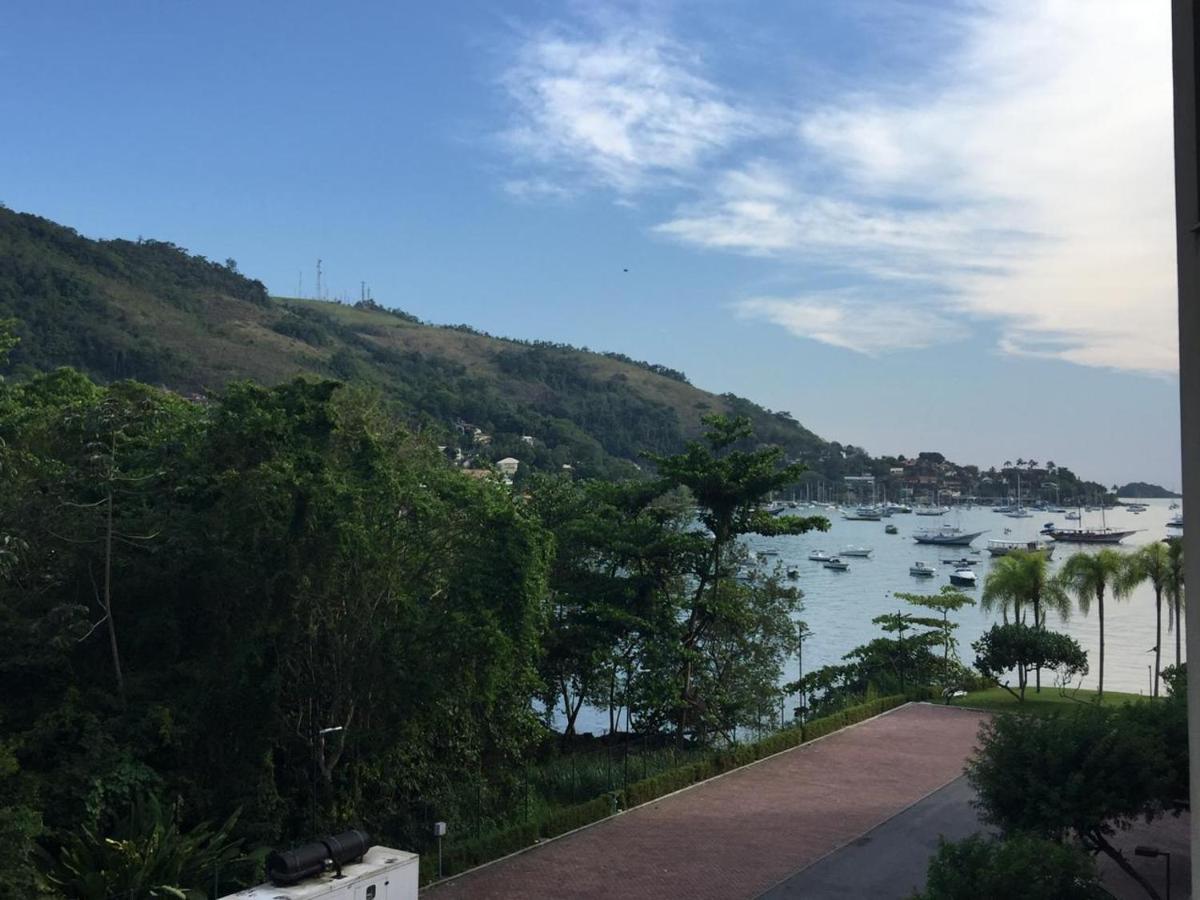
803, 546, 979, 586
806, 548, 871, 572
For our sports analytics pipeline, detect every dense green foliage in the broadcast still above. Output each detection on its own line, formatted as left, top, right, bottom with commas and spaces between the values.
0, 341, 839, 895
33, 795, 245, 900
913, 833, 1104, 900
968, 695, 1187, 900
971, 624, 1088, 701
0, 368, 552, 894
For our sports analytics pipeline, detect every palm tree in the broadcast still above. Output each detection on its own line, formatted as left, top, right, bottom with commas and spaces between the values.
982, 551, 1070, 692
1058, 549, 1126, 699
1165, 537, 1185, 668
1115, 542, 1171, 696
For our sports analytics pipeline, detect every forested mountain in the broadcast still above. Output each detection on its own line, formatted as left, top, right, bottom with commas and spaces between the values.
1116, 481, 1181, 498
0, 206, 1119, 501
0, 206, 834, 479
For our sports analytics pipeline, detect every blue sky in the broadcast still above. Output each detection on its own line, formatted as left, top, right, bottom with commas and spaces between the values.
0, 1, 1182, 488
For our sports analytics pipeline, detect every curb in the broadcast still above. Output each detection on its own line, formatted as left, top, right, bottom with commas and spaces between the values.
421, 699, 918, 894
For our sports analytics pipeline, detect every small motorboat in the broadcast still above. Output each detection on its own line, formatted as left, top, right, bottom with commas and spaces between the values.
840, 546, 873, 557
757, 549, 780, 559
1066, 511, 1081, 520
823, 557, 850, 571
941, 557, 976, 567
909, 561, 936, 577
885, 524, 899, 535
950, 568, 977, 587
808, 550, 831, 562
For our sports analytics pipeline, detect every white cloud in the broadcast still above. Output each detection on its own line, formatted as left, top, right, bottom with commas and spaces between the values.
498, 3, 1177, 374
658, 2, 1178, 374
734, 294, 967, 355
500, 22, 769, 194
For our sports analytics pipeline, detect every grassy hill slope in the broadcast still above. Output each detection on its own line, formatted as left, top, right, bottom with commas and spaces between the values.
0, 207, 832, 477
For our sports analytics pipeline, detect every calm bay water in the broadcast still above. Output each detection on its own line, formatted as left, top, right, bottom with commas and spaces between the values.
565, 499, 1184, 735
749, 498, 1185, 705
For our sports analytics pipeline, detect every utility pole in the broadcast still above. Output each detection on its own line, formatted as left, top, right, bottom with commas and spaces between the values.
316, 259, 323, 301
360, 281, 365, 303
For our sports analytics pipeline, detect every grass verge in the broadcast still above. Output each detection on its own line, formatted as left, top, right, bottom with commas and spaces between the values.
947, 685, 1150, 713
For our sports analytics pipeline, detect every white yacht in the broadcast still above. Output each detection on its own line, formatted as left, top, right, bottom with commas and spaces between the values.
840, 546, 873, 557
909, 561, 936, 577
949, 568, 977, 587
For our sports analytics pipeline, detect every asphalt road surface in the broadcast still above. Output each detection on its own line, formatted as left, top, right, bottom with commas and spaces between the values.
757, 775, 986, 900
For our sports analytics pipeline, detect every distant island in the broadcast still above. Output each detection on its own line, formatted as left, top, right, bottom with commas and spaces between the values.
1117, 481, 1181, 498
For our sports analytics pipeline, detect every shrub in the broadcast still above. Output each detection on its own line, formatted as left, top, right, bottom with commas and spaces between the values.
913, 833, 1104, 899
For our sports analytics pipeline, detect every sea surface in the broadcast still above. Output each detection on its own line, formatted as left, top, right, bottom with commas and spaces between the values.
563, 498, 1184, 735
749, 498, 1185, 706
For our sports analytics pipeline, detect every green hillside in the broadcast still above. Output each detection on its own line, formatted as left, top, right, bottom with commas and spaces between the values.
0, 206, 835, 478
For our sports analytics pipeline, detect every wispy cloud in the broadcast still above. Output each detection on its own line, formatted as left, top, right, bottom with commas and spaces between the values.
500, 20, 769, 194
498, 2, 1177, 374
734, 293, 967, 355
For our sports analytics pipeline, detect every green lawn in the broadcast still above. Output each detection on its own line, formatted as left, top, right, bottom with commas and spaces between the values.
947, 685, 1152, 713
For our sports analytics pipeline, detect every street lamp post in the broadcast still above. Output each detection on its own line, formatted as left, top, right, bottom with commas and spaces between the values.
1134, 845, 1171, 900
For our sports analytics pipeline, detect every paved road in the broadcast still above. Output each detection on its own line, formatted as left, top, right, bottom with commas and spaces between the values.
425, 704, 987, 900
758, 775, 987, 899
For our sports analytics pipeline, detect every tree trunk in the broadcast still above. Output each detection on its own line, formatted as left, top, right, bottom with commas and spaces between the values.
1175, 592, 1182, 669
103, 490, 125, 701
1154, 586, 1163, 698
1090, 830, 1162, 900
1033, 597, 1042, 694
1097, 589, 1105, 700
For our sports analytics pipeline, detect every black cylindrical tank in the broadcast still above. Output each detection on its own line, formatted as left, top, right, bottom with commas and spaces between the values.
266, 840, 329, 886
322, 829, 371, 867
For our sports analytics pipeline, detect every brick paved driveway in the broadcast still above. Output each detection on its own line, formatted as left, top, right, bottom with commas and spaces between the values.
426, 703, 988, 900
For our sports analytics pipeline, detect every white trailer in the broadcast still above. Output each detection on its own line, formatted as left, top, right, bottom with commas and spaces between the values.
220, 846, 418, 900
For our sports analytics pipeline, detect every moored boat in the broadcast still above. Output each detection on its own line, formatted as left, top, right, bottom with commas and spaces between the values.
884, 524, 899, 535
987, 539, 1055, 559
909, 561, 936, 577
808, 550, 831, 562
823, 557, 849, 571
949, 568, 977, 587
913, 527, 986, 546
840, 546, 873, 557
1047, 528, 1136, 544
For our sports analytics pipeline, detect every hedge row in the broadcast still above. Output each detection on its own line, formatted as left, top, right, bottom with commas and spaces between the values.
421, 693, 915, 885
624, 693, 910, 806
419, 795, 617, 883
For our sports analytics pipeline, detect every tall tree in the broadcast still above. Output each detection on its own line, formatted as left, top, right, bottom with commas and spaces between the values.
647, 414, 827, 740
1116, 542, 1172, 697
1057, 549, 1126, 699
981, 551, 1070, 691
